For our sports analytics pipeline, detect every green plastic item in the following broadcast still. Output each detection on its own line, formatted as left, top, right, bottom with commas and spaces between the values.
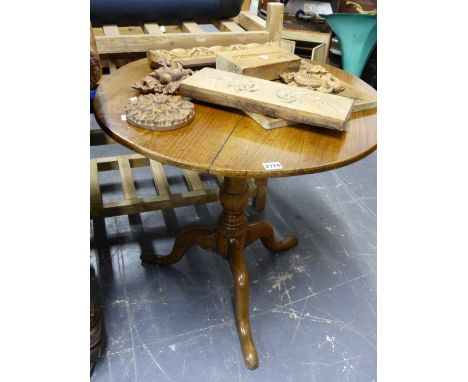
324, 13, 377, 77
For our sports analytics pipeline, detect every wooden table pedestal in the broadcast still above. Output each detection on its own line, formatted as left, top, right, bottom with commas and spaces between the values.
141, 177, 298, 369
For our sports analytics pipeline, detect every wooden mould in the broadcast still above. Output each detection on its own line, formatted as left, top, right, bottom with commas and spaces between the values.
216, 45, 301, 80
179, 68, 354, 131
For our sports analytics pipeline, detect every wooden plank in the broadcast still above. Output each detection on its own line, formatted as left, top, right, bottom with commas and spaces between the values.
245, 111, 297, 130
246, 80, 377, 129
280, 39, 296, 53
91, 189, 219, 218
241, 0, 251, 12
149, 160, 170, 195
282, 29, 330, 44
217, 20, 245, 33
96, 31, 269, 54
102, 26, 120, 71
117, 157, 137, 200
90, 160, 102, 205
118, 26, 144, 35
102, 25, 120, 36
143, 23, 163, 34
216, 46, 301, 80
181, 22, 204, 33
311, 43, 326, 63
179, 67, 354, 131
238, 11, 266, 31
266, 3, 284, 43
183, 170, 204, 191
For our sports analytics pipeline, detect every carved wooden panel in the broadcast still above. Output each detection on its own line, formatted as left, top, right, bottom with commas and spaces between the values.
179, 68, 354, 131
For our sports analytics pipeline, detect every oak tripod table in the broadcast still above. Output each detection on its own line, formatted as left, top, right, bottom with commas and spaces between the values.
94, 58, 377, 369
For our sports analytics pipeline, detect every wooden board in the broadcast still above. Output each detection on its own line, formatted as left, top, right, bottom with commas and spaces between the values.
179, 68, 354, 131
216, 46, 301, 80
246, 79, 377, 129
244, 111, 297, 130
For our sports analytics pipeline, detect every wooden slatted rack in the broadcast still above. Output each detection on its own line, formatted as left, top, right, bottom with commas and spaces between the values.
90, 130, 267, 219
92, 4, 286, 74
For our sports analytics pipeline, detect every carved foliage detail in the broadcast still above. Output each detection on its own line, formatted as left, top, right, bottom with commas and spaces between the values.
125, 94, 195, 131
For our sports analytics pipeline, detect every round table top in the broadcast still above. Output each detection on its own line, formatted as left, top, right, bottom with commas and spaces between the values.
94, 59, 376, 178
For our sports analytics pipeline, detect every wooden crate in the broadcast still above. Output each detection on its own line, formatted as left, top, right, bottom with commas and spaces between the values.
90, 130, 267, 218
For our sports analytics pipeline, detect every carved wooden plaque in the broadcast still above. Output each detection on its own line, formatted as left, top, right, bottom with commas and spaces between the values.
216, 46, 301, 80
179, 68, 354, 131
125, 94, 195, 131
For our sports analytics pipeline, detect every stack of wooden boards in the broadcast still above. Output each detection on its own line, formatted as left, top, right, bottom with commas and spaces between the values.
148, 43, 377, 131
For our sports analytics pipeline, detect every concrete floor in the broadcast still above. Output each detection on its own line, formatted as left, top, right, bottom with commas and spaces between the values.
90, 117, 377, 382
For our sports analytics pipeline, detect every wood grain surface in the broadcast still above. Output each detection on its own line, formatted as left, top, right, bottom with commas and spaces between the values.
215, 46, 301, 80
93, 59, 376, 178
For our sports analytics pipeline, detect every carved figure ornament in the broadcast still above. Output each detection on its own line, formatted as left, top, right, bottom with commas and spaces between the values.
132, 58, 193, 95
280, 63, 346, 94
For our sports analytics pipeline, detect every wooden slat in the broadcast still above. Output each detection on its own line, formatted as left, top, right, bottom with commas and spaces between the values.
149, 160, 170, 195
117, 157, 137, 200
217, 21, 245, 33
91, 189, 218, 218
266, 3, 284, 42
183, 170, 204, 191
102, 25, 120, 36
311, 43, 326, 63
95, 31, 269, 54
118, 26, 144, 35
181, 22, 204, 33
108, 60, 117, 73
238, 11, 266, 31
143, 23, 162, 34
90, 160, 102, 205
282, 29, 331, 44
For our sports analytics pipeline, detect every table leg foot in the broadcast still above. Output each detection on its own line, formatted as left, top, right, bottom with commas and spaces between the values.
140, 228, 216, 265
245, 220, 298, 252
227, 237, 259, 370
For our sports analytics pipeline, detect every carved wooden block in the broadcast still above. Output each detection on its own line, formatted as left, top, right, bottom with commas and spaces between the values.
179, 68, 354, 131
216, 46, 301, 80
281, 61, 377, 112
147, 41, 296, 69
125, 94, 195, 131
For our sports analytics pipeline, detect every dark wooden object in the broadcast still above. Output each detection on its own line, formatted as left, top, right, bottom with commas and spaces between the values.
141, 177, 298, 369
93, 58, 377, 369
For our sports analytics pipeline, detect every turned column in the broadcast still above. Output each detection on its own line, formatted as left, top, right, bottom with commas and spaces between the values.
216, 177, 249, 256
